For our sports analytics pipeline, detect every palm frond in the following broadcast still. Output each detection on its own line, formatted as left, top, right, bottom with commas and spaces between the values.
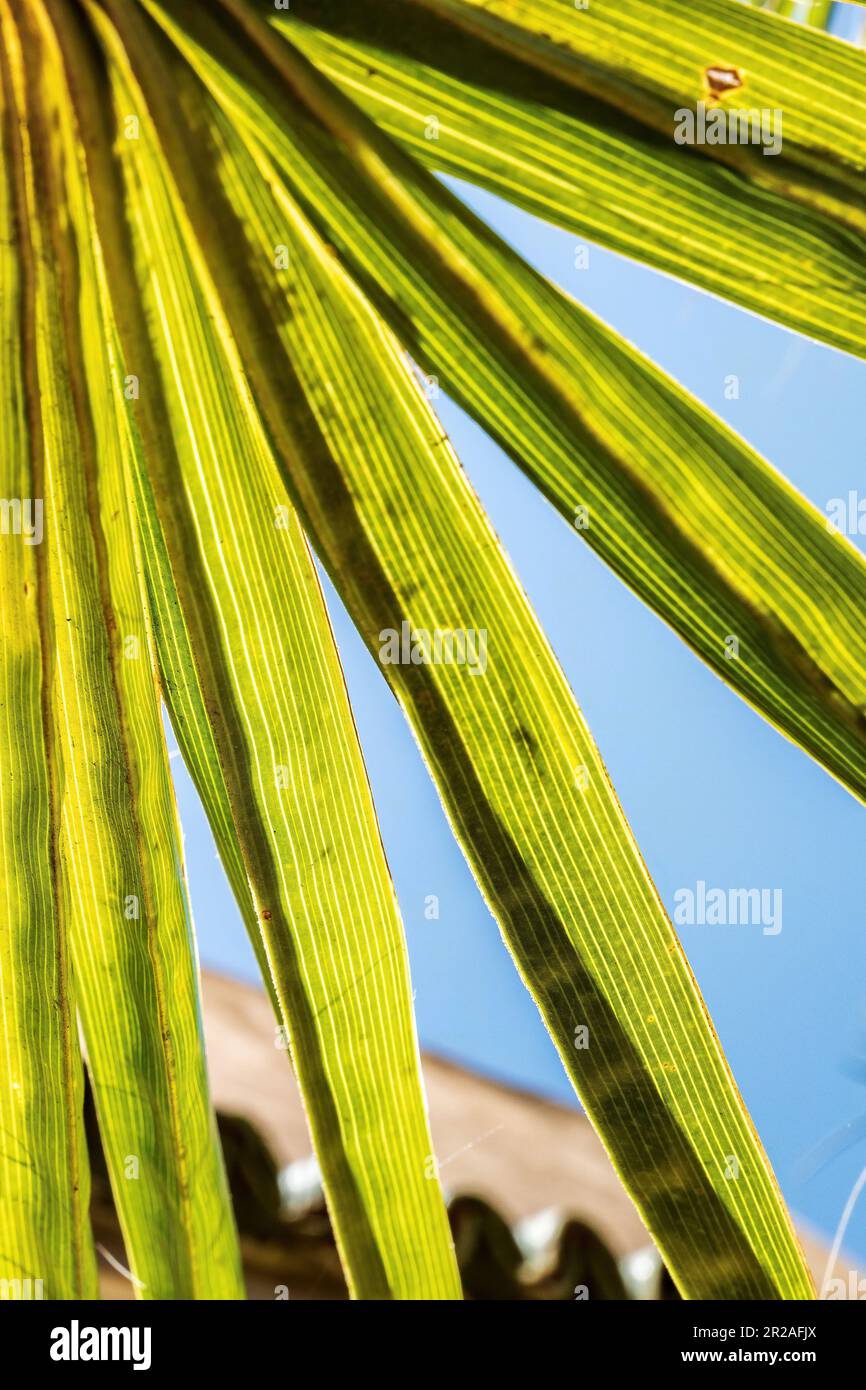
0, 8, 96, 1298
0, 0, 839, 1302
155, 0, 866, 812
92, 0, 815, 1298
279, 1, 866, 359
48, 0, 460, 1300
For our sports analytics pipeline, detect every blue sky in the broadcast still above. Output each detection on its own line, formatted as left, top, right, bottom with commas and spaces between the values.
170, 1, 866, 1267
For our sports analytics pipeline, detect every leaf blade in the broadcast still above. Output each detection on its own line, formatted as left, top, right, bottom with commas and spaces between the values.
390, 0, 866, 219
137, 0, 814, 1299
278, 2, 866, 360
0, 2, 96, 1299
62, 0, 461, 1301
162, 0, 866, 814
17, 0, 243, 1299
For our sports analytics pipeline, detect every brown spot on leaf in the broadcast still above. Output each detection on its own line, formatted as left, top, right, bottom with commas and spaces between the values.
261, 909, 272, 921
704, 65, 744, 99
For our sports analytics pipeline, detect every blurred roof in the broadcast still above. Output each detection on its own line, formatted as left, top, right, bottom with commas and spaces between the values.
95, 969, 861, 1298
200, 970, 648, 1256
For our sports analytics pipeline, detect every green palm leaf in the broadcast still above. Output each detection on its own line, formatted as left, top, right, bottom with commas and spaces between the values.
383, 0, 866, 222
0, 7, 96, 1299
7, 0, 242, 1298
278, 1, 866, 359
50, 0, 460, 1300
93, 0, 816, 1298
149, 1, 866, 811
1, 0, 845, 1302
